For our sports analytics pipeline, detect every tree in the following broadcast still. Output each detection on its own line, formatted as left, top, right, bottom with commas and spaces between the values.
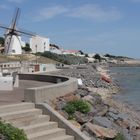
85, 53, 89, 57
94, 54, 101, 62
22, 43, 31, 52
79, 50, 84, 55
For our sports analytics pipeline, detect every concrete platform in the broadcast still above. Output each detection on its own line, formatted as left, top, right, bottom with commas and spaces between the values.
0, 80, 53, 105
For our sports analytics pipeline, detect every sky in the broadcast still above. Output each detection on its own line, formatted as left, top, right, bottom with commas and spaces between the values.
0, 0, 140, 58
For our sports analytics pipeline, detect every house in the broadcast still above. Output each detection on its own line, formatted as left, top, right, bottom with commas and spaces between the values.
49, 44, 62, 54
62, 50, 84, 56
30, 35, 50, 53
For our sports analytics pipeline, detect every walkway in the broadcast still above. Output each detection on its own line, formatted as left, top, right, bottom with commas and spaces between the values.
0, 80, 53, 105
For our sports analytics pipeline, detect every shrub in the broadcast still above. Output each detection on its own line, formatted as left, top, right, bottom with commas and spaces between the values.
114, 133, 125, 140
37, 51, 88, 65
0, 121, 27, 140
63, 100, 90, 118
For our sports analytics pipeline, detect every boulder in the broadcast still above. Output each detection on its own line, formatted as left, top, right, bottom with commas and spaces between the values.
118, 113, 129, 121
74, 111, 92, 124
82, 95, 94, 103
63, 94, 80, 102
122, 129, 133, 140
116, 120, 130, 129
109, 107, 118, 114
93, 116, 114, 128
96, 105, 108, 116
84, 122, 117, 139
107, 112, 119, 121
55, 101, 66, 110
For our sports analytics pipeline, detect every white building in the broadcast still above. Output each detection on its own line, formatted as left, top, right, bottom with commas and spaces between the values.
49, 44, 62, 54
30, 35, 50, 53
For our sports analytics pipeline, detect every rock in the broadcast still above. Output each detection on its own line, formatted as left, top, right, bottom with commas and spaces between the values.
129, 120, 140, 130
109, 107, 118, 114
107, 112, 119, 121
133, 129, 140, 140
55, 101, 66, 110
96, 105, 108, 116
84, 122, 117, 139
93, 116, 114, 129
89, 94, 102, 106
82, 95, 93, 103
118, 113, 129, 121
69, 120, 81, 129
74, 111, 92, 124
116, 120, 130, 129
63, 94, 80, 102
122, 129, 133, 140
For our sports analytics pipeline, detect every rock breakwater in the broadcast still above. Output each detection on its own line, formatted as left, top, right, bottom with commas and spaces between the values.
50, 64, 140, 140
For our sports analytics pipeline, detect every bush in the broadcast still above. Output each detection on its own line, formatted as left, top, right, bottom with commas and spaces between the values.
37, 51, 88, 65
63, 100, 90, 118
114, 133, 125, 140
0, 121, 27, 140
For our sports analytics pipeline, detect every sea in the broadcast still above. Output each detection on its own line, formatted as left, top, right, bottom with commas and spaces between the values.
110, 66, 140, 112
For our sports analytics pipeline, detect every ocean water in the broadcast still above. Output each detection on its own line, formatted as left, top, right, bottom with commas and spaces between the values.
110, 67, 140, 111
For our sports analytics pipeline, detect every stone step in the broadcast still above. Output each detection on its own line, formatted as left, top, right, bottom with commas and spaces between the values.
21, 122, 58, 134
48, 135, 75, 140
11, 115, 50, 127
0, 109, 42, 121
0, 102, 34, 113
28, 128, 66, 140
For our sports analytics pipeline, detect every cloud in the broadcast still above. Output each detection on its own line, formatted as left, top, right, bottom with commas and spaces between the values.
130, 0, 140, 2
34, 5, 68, 21
68, 4, 122, 22
0, 4, 9, 10
6, 0, 25, 3
34, 4, 122, 22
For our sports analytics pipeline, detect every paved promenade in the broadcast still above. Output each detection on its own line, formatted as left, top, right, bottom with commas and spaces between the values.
0, 80, 53, 105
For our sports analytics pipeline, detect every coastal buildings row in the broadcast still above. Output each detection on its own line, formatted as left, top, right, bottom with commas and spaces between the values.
0, 35, 84, 56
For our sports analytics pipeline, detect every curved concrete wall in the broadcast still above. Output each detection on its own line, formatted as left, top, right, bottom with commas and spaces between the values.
19, 74, 78, 103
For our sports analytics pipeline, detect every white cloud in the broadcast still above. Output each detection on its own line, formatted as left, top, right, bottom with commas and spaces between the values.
34, 4, 122, 22
6, 0, 25, 3
130, 0, 140, 2
68, 4, 122, 22
0, 4, 9, 10
34, 5, 68, 21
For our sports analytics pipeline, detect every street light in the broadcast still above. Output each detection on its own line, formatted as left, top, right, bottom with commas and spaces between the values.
35, 45, 37, 64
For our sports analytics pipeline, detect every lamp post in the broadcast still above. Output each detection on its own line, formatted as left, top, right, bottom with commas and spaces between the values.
35, 45, 37, 64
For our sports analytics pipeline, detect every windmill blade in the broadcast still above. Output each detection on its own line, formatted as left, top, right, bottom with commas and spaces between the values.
11, 8, 21, 30
0, 24, 13, 31
15, 29, 36, 36
6, 35, 13, 54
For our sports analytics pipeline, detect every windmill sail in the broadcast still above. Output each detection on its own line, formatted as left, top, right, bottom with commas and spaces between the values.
0, 8, 36, 55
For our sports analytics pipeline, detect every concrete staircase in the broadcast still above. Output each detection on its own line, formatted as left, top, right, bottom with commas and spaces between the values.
0, 102, 74, 140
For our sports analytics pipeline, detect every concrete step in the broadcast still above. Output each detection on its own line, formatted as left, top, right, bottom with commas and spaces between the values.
28, 128, 66, 140
21, 122, 58, 134
0, 109, 42, 121
0, 102, 34, 113
48, 135, 75, 140
11, 115, 50, 127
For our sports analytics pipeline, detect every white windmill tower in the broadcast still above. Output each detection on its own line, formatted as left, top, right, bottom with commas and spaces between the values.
0, 8, 35, 55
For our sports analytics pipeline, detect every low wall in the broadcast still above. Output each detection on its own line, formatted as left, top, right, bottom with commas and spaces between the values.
36, 103, 91, 140
19, 74, 78, 103
19, 74, 68, 83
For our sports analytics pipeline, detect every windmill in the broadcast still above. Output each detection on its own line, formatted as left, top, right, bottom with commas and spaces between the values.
0, 8, 35, 55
